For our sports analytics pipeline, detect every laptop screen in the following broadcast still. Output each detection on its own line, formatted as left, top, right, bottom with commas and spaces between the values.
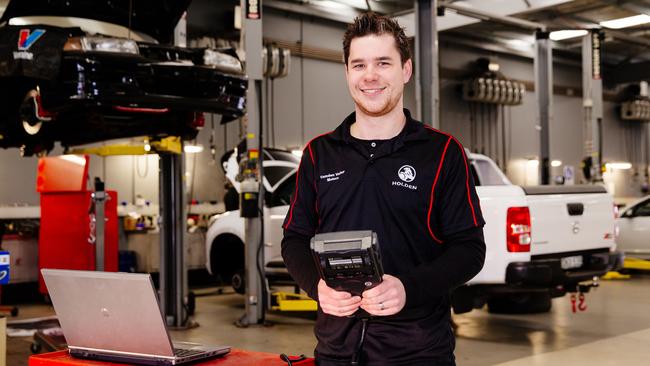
42, 269, 175, 357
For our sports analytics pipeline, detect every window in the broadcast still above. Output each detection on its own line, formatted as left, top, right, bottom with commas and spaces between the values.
268, 150, 300, 163
264, 166, 295, 187
471, 160, 509, 186
633, 199, 650, 217
269, 173, 296, 207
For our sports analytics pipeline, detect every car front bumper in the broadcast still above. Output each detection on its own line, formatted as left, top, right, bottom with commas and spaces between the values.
48, 52, 247, 120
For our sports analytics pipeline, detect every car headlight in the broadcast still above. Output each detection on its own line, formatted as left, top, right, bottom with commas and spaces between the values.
64, 36, 139, 55
203, 49, 243, 73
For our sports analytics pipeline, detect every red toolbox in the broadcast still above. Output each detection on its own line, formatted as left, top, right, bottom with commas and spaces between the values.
37, 155, 118, 294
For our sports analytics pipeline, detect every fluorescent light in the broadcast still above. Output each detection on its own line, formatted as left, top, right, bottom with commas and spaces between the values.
600, 14, 650, 29
291, 149, 303, 158
505, 39, 533, 51
527, 159, 539, 167
606, 162, 632, 170
317, 1, 351, 10
551, 160, 562, 167
549, 30, 588, 41
59, 155, 87, 166
184, 144, 204, 154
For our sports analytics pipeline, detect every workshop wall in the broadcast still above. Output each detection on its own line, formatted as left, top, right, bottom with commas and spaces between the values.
260, 11, 649, 199
1, 11, 649, 207
433, 44, 650, 196
0, 151, 39, 205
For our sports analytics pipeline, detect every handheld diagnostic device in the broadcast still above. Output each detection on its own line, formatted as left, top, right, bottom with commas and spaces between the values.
310, 231, 384, 296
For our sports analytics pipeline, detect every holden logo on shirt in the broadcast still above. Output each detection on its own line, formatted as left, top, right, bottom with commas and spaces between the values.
398, 165, 416, 182
392, 165, 417, 190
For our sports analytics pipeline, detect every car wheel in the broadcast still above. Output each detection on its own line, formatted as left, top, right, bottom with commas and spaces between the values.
209, 235, 245, 291
231, 269, 246, 294
20, 88, 52, 136
487, 291, 552, 314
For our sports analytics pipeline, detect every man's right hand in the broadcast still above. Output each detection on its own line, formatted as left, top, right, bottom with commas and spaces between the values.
317, 279, 362, 317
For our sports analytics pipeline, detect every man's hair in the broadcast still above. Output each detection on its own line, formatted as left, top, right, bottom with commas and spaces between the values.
342, 12, 411, 66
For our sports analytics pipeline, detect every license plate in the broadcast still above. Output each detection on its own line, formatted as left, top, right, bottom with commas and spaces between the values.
561, 255, 583, 270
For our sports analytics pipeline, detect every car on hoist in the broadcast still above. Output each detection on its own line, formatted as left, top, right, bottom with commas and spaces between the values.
0, 0, 247, 156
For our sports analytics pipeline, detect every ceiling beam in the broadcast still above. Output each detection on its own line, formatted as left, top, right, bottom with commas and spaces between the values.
439, 1, 547, 31
597, 0, 650, 15
264, 0, 361, 24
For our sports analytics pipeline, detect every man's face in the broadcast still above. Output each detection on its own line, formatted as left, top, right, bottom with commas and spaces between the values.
345, 34, 412, 118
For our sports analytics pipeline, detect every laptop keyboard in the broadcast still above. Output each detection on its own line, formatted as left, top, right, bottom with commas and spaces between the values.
173, 348, 205, 358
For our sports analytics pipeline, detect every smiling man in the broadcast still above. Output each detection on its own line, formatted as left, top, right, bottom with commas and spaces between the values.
282, 13, 486, 365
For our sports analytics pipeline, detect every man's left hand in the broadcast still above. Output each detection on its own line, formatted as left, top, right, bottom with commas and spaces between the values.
360, 274, 406, 316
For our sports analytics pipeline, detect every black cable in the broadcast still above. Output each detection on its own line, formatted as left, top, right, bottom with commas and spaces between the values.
256, 79, 268, 322
299, 20, 305, 145
265, 78, 270, 146
493, 104, 498, 167
350, 318, 369, 366
645, 123, 649, 178
271, 78, 276, 147
501, 104, 507, 173
280, 353, 308, 365
488, 104, 494, 161
481, 103, 486, 154
469, 102, 475, 152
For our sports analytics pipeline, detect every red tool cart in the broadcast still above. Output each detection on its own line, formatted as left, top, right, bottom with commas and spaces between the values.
37, 155, 118, 294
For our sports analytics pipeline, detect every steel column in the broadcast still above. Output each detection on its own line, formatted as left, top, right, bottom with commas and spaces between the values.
535, 31, 553, 185
158, 152, 187, 328
240, 0, 266, 326
582, 30, 604, 182
156, 11, 190, 329
415, 0, 439, 128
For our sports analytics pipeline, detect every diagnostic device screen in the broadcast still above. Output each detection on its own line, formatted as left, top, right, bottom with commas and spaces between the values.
324, 240, 362, 251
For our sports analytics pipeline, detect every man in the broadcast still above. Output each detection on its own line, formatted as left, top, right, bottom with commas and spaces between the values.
282, 13, 485, 365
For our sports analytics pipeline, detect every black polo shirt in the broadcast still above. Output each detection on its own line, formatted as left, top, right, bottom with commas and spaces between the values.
282, 109, 485, 365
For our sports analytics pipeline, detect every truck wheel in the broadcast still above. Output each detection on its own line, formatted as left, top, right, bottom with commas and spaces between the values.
487, 292, 552, 314
231, 269, 245, 294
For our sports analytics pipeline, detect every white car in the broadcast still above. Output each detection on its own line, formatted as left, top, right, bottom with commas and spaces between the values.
616, 196, 650, 259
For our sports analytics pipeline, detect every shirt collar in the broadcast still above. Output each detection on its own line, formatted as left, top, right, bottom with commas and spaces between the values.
330, 108, 431, 144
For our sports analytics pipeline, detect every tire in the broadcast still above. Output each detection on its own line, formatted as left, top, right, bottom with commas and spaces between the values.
231, 269, 245, 295
487, 292, 552, 314
209, 235, 245, 292
20, 88, 51, 136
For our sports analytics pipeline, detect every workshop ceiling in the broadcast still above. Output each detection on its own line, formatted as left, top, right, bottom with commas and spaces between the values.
2, 0, 649, 83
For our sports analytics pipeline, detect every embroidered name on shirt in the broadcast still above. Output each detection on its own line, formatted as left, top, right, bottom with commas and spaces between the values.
320, 170, 345, 182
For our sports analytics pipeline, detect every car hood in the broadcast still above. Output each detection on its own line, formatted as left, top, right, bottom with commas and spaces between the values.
0, 0, 191, 44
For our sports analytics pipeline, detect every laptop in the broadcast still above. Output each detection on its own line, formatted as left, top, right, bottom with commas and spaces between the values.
41, 269, 230, 365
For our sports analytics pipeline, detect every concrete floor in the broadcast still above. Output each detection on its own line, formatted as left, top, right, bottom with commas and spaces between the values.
7, 274, 650, 365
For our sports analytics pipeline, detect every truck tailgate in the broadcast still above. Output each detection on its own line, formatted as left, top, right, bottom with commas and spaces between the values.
523, 185, 616, 256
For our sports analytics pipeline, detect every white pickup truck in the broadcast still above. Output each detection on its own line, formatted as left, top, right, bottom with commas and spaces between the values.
205, 149, 622, 313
